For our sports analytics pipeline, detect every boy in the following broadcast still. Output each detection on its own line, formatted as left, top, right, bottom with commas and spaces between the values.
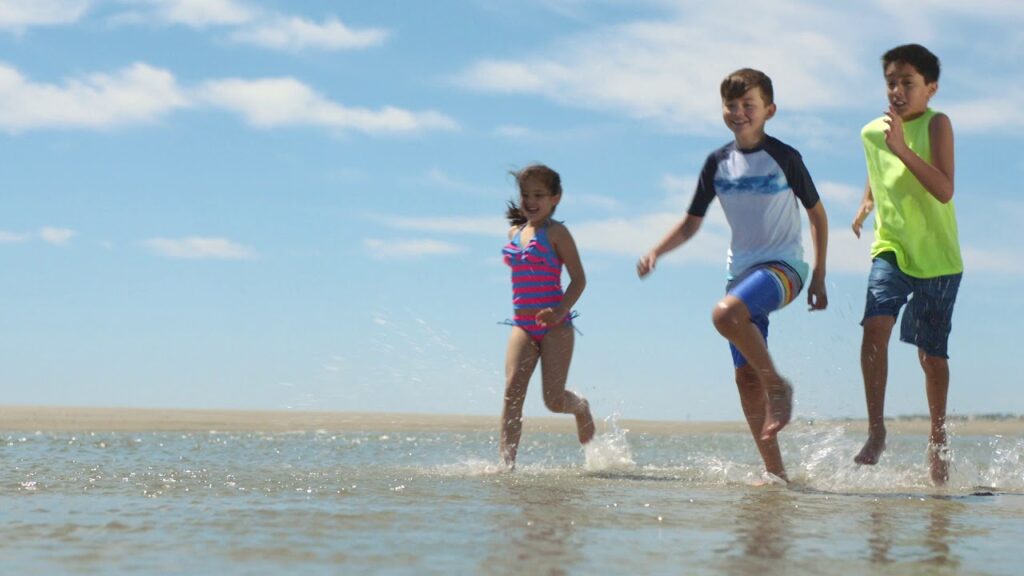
637, 68, 829, 482
851, 44, 962, 486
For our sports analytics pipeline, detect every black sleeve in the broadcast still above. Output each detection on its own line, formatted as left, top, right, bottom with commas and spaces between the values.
782, 149, 820, 209
686, 154, 719, 216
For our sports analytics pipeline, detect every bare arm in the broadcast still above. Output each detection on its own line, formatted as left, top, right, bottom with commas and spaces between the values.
884, 108, 955, 204
851, 181, 874, 239
540, 224, 586, 326
805, 200, 828, 311
636, 214, 703, 278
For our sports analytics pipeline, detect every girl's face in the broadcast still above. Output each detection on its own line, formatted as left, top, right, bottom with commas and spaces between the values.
519, 178, 559, 225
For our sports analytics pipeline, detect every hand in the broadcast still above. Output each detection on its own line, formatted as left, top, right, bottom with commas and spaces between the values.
851, 212, 866, 239
637, 252, 657, 278
807, 275, 828, 311
883, 106, 907, 155
535, 308, 560, 328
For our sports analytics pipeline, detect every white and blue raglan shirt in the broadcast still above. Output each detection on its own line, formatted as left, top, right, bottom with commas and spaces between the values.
687, 135, 820, 282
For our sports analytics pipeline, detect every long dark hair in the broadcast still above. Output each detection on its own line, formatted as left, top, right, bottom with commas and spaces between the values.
505, 164, 562, 226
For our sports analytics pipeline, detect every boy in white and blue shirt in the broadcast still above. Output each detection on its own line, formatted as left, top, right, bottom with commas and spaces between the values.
638, 68, 829, 482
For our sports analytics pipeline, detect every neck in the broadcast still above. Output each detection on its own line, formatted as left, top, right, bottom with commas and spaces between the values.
736, 132, 767, 150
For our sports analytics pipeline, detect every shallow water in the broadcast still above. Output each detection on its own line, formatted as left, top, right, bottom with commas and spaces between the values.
3, 420, 1023, 575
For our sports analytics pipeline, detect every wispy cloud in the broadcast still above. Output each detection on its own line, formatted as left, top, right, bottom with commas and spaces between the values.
456, 0, 1023, 137
818, 181, 863, 207
145, 236, 255, 260
0, 62, 188, 133
121, 1, 388, 53
0, 230, 30, 243
374, 214, 503, 236
0, 0, 89, 30
39, 227, 76, 246
0, 61, 457, 136
229, 15, 388, 51
363, 238, 466, 259
943, 96, 1024, 133
146, 0, 254, 27
455, 1, 871, 134
198, 77, 458, 135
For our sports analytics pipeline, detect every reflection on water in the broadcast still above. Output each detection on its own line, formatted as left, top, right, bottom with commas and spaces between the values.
865, 495, 963, 571
484, 477, 586, 575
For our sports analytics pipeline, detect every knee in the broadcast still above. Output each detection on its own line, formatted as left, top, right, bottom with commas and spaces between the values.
918, 353, 947, 375
712, 301, 745, 336
543, 394, 565, 413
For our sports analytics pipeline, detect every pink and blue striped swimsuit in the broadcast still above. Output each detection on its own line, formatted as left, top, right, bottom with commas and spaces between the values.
502, 223, 571, 342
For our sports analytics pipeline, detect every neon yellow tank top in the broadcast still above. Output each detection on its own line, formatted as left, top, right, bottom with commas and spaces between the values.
861, 108, 962, 278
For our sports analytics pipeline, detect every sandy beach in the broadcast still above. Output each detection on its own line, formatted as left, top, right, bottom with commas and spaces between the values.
2, 405, 1022, 436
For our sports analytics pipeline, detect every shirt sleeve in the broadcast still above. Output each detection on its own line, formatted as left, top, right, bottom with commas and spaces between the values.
686, 154, 719, 216
782, 150, 820, 209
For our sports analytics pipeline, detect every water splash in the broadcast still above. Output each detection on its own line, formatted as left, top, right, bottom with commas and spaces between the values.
583, 414, 636, 473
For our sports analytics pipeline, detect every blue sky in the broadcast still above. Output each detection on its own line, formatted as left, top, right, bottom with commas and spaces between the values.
2, 0, 1022, 422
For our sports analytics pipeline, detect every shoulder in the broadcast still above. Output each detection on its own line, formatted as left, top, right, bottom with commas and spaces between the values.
928, 110, 953, 133
861, 116, 888, 138
545, 220, 572, 240
762, 135, 808, 167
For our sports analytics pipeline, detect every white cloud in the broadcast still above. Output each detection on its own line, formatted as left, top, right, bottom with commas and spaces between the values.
818, 181, 863, 207
230, 16, 388, 51
455, 1, 872, 133
149, 0, 254, 27
961, 246, 1024, 275
495, 124, 534, 139
121, 2, 390, 53
942, 97, 1024, 133
0, 62, 188, 132
198, 77, 458, 135
0, 0, 89, 30
375, 215, 504, 236
363, 238, 465, 259
39, 227, 76, 246
0, 230, 30, 243
145, 236, 255, 260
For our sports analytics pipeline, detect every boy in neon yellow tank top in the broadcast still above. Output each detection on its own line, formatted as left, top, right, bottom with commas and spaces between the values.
851, 44, 962, 485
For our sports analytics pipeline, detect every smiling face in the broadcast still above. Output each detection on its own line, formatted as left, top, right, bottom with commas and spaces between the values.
722, 87, 776, 149
518, 176, 560, 225
884, 61, 937, 121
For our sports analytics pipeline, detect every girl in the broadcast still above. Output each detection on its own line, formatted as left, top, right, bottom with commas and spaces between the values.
500, 164, 595, 469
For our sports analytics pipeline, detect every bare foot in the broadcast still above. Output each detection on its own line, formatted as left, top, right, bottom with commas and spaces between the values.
928, 443, 950, 486
575, 399, 595, 444
760, 379, 793, 440
854, 432, 886, 465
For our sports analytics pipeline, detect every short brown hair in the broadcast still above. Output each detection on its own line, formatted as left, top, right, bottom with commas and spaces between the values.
720, 68, 774, 106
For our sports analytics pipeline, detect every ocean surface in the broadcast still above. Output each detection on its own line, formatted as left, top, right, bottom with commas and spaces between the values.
3, 418, 1023, 575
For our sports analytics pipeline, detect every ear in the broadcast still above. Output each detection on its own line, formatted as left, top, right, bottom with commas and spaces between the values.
766, 103, 777, 119
927, 81, 939, 98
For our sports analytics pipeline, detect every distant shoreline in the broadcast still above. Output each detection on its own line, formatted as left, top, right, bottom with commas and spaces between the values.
2, 405, 1022, 435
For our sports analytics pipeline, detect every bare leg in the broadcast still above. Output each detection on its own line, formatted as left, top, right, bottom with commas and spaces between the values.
501, 328, 539, 468
712, 296, 791, 440
539, 324, 595, 444
921, 349, 950, 486
855, 316, 895, 465
735, 364, 787, 480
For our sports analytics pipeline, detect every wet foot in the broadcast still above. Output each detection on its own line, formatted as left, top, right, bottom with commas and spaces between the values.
760, 379, 793, 440
928, 442, 950, 486
575, 399, 595, 444
854, 432, 886, 465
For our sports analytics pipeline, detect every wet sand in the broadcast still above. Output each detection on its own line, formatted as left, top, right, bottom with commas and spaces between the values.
1, 405, 1022, 436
